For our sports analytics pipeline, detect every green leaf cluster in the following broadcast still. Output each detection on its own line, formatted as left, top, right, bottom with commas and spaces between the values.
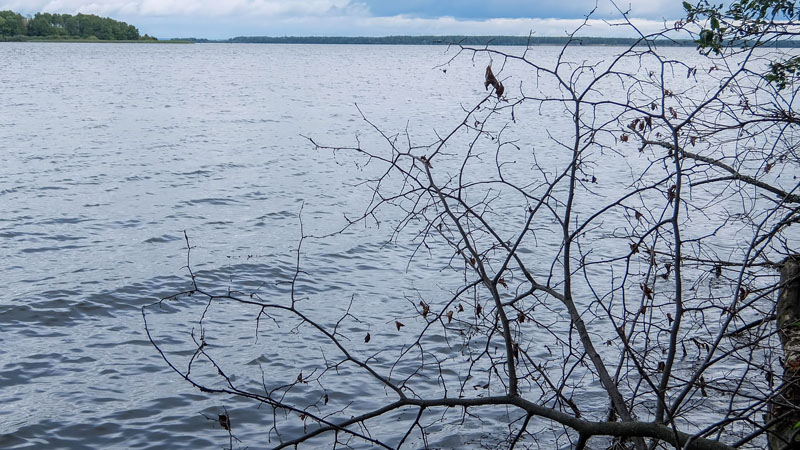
0, 10, 147, 41
683, 0, 800, 89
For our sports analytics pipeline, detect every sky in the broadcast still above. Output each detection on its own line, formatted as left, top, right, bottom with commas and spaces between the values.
0, 0, 689, 39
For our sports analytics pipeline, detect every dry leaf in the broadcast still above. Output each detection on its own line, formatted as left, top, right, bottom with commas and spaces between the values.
364, 332, 371, 343
419, 301, 430, 317
640, 283, 654, 300
484, 65, 504, 98
218, 414, 231, 431
395, 321, 405, 331
447, 310, 454, 323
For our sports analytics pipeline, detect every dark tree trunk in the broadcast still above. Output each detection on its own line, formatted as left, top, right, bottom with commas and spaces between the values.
770, 256, 800, 450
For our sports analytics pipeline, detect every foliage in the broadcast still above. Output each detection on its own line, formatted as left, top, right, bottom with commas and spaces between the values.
683, 0, 800, 89
0, 10, 145, 41
0, 10, 26, 37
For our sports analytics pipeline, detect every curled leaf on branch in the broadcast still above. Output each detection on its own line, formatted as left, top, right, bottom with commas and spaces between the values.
484, 65, 504, 98
218, 414, 231, 431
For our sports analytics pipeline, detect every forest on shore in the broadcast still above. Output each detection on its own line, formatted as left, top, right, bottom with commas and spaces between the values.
0, 10, 155, 41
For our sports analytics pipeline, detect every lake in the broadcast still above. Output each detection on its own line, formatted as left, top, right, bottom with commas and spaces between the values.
0, 42, 787, 449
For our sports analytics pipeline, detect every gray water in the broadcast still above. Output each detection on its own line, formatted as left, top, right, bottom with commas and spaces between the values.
0, 42, 782, 449
1, 42, 551, 450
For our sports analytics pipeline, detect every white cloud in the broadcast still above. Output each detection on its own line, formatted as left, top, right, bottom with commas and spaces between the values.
270, 14, 672, 38
0, 0, 681, 38
2, 0, 352, 17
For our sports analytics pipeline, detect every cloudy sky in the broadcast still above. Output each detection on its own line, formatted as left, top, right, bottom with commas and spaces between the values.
0, 0, 687, 39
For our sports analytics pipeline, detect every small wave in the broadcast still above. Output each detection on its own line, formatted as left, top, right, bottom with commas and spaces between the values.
179, 198, 241, 206
143, 235, 181, 244
21, 244, 87, 254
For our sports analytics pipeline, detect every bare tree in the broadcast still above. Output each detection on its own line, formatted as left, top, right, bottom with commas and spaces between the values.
143, 2, 799, 449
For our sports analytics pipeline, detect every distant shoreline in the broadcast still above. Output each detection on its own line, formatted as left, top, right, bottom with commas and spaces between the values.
189, 35, 690, 46
3, 35, 797, 48
0, 37, 192, 44
176, 35, 800, 48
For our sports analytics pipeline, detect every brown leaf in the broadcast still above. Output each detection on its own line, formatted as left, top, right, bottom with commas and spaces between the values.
739, 287, 750, 301
297, 372, 303, 383
650, 102, 658, 111
395, 320, 404, 331
591, 175, 597, 184
640, 283, 654, 300
765, 162, 774, 173
419, 301, 430, 317
476, 304, 482, 317
364, 332, 371, 343
657, 361, 665, 372
629, 242, 639, 254
620, 133, 629, 142
668, 185, 676, 204
218, 414, 231, 431
634, 210, 643, 222
458, 303, 464, 312
690, 136, 697, 147
299, 413, 307, 421
617, 326, 625, 338
667, 313, 674, 325
469, 257, 476, 267
517, 311, 526, 323
498, 277, 507, 288
669, 106, 678, 119
447, 310, 454, 323
484, 65, 504, 98
324, 394, 329, 404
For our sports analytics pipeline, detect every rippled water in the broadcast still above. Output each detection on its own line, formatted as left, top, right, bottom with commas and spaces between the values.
0, 42, 753, 449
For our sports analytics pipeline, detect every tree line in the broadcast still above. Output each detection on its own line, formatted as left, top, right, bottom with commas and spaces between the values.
0, 10, 155, 41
